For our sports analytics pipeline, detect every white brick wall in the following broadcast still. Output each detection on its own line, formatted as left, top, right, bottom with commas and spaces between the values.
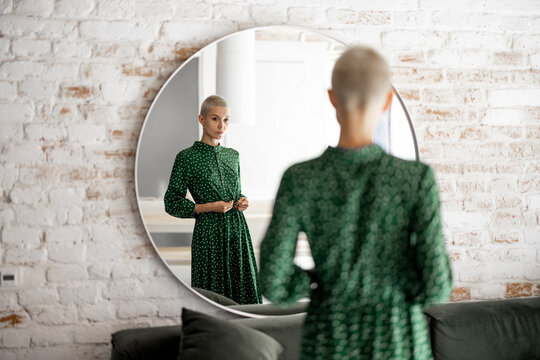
0, 0, 539, 358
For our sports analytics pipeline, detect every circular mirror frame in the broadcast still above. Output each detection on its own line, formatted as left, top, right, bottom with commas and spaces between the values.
134, 24, 419, 318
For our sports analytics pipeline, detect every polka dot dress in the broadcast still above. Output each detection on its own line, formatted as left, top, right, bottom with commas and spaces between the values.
258, 143, 453, 360
164, 140, 263, 305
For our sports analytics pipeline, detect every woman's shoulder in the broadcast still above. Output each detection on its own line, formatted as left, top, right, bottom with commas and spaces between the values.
175, 145, 197, 159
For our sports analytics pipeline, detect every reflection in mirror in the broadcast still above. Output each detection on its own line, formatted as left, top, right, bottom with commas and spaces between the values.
135, 26, 418, 314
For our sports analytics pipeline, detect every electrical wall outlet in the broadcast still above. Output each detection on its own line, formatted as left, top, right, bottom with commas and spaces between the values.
0, 268, 19, 289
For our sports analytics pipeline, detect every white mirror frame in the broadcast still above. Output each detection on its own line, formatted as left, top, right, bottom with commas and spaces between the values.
134, 24, 419, 318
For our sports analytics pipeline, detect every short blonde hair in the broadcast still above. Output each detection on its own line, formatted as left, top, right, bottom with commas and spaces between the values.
331, 46, 392, 112
200, 95, 229, 117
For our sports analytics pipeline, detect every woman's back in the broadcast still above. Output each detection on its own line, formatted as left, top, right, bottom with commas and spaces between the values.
258, 143, 453, 360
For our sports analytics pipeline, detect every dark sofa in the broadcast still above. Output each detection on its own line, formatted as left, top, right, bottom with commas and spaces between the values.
111, 296, 540, 360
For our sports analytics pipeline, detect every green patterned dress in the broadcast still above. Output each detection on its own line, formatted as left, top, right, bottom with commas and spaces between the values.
164, 140, 263, 305
258, 143, 453, 360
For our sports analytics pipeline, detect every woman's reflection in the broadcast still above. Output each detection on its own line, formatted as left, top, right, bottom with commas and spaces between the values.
163, 95, 262, 304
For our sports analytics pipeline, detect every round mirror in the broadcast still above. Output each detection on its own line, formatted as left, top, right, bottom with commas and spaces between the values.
135, 25, 419, 317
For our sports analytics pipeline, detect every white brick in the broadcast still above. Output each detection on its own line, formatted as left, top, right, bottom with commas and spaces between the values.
5, 247, 46, 265
481, 108, 524, 126
382, 30, 445, 49
1, 328, 31, 347
48, 187, 85, 205
48, 242, 86, 263
47, 264, 87, 282
20, 265, 47, 288
54, 0, 94, 18
104, 280, 143, 300
79, 21, 159, 41
117, 301, 157, 319
9, 187, 46, 206
1, 144, 44, 164
16, 207, 56, 226
213, 4, 250, 22
174, 2, 212, 20
0, 293, 18, 310
86, 242, 124, 262
19, 81, 58, 101
140, 278, 180, 298
58, 284, 100, 305
31, 325, 73, 346
448, 31, 511, 50
287, 6, 325, 24
0, 164, 18, 191
25, 123, 66, 142
458, 264, 491, 282
73, 323, 112, 344
489, 89, 540, 106
67, 123, 107, 143
1, 226, 41, 247
349, 0, 417, 10
0, 17, 78, 39
12, 39, 51, 57
47, 146, 84, 164
524, 228, 540, 245
427, 49, 489, 67
470, 283, 506, 299
99, 80, 152, 103
0, 60, 79, 80
523, 265, 540, 280
420, 0, 488, 10
0, 37, 9, 55
135, 1, 174, 20
28, 305, 78, 325
53, 40, 93, 58
79, 303, 115, 322
87, 263, 111, 280
160, 21, 238, 44
80, 63, 122, 82
157, 299, 183, 318
531, 53, 540, 69
18, 288, 58, 307
45, 226, 83, 243
0, 124, 23, 141
94, 41, 138, 59
0, 81, 18, 101
66, 206, 83, 225
0, 103, 33, 123
489, 263, 524, 280
250, 5, 287, 23
97, 0, 135, 20
0, 208, 16, 228
12, 0, 54, 16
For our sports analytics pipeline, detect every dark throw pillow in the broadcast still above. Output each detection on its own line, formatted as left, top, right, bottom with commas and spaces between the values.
178, 307, 283, 360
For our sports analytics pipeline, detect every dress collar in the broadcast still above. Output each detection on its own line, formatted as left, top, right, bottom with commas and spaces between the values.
322, 142, 385, 166
193, 140, 222, 152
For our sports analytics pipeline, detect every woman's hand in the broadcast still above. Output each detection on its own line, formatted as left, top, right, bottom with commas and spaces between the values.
235, 197, 249, 211
213, 200, 234, 213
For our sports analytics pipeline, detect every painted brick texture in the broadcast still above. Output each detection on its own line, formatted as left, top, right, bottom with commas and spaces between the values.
0, 0, 539, 358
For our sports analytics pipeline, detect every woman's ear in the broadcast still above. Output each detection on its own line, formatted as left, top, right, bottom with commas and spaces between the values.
327, 88, 337, 109
382, 90, 393, 112
198, 114, 205, 127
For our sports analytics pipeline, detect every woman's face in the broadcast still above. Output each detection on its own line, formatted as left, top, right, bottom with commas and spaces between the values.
199, 106, 230, 140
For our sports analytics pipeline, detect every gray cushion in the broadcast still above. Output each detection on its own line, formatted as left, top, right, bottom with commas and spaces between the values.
424, 296, 540, 360
233, 313, 306, 360
178, 307, 283, 360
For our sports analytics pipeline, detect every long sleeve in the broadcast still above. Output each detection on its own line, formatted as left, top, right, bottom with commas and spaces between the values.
408, 164, 453, 307
237, 155, 246, 199
164, 153, 196, 218
258, 167, 313, 306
